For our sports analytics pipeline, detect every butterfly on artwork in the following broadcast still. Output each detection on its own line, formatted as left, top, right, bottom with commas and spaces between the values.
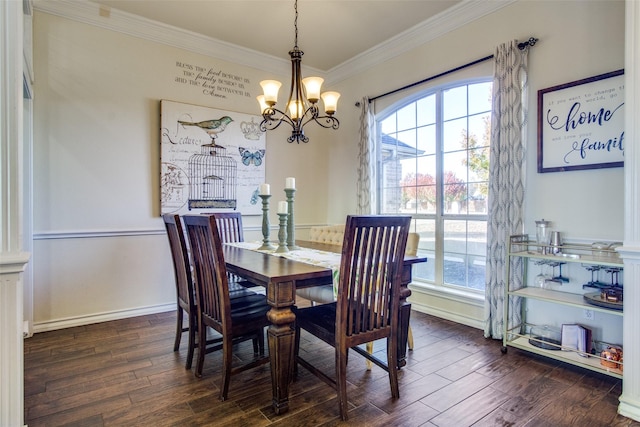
250, 188, 260, 205
238, 147, 266, 167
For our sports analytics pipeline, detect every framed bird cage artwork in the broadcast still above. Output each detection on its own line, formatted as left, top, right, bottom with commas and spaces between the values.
160, 100, 266, 215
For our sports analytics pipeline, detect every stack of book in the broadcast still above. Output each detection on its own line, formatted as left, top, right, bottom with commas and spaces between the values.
561, 324, 592, 357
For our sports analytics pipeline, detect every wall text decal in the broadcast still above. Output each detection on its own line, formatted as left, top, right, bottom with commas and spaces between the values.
173, 61, 253, 99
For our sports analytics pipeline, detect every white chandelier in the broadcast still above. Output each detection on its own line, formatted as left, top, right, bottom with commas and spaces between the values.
257, 0, 340, 144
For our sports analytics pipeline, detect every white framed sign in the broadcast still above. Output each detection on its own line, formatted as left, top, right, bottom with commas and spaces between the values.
537, 70, 624, 173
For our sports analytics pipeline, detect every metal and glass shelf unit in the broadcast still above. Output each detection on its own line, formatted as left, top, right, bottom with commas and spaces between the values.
502, 235, 623, 379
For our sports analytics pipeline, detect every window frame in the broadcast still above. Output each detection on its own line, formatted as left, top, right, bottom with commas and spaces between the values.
375, 77, 492, 297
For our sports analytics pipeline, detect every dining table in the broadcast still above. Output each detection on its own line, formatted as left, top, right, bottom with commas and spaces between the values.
222, 239, 427, 415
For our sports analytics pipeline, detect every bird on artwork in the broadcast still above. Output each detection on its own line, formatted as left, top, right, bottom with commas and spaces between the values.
178, 116, 234, 145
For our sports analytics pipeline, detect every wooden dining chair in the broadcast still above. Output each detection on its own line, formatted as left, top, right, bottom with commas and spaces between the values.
164, 213, 263, 370
163, 213, 198, 370
208, 212, 258, 290
294, 215, 411, 421
183, 214, 271, 400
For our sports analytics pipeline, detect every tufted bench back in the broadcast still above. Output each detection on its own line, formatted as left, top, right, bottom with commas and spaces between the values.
300, 225, 420, 305
308, 225, 345, 246
309, 224, 419, 256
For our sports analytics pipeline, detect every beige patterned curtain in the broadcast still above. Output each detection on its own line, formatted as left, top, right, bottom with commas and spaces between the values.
357, 97, 376, 215
484, 41, 530, 339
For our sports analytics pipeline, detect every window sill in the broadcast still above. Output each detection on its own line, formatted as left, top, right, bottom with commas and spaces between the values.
407, 281, 485, 329
409, 281, 484, 306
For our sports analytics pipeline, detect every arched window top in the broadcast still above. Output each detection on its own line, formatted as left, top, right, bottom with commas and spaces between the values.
377, 77, 493, 124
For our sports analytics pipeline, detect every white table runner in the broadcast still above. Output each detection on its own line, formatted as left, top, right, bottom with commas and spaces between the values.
225, 241, 341, 296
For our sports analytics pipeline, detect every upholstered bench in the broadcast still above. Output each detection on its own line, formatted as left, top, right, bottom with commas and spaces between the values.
308, 224, 345, 246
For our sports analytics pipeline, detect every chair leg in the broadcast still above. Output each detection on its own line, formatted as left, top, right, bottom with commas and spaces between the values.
252, 334, 259, 355
185, 311, 196, 370
250, 328, 265, 355
219, 335, 233, 401
258, 329, 265, 356
336, 346, 349, 421
293, 322, 301, 379
386, 336, 399, 399
365, 342, 373, 370
174, 306, 183, 351
407, 324, 414, 351
195, 321, 206, 378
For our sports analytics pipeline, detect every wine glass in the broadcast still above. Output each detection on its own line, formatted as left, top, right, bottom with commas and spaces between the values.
534, 261, 549, 288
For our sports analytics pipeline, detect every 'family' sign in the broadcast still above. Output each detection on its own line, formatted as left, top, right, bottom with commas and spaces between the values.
537, 69, 624, 173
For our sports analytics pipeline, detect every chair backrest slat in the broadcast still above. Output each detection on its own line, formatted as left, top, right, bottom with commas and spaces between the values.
338, 216, 410, 338
184, 214, 232, 333
209, 212, 244, 244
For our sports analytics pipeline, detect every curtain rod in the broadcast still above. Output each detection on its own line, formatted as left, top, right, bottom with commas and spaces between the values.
357, 37, 538, 106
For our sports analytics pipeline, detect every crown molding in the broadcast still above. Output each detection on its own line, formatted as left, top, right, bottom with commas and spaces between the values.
327, 0, 517, 85
32, 0, 291, 76
32, 0, 515, 84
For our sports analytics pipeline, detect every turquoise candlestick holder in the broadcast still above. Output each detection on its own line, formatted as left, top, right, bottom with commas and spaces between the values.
276, 213, 289, 253
285, 188, 298, 250
257, 194, 275, 250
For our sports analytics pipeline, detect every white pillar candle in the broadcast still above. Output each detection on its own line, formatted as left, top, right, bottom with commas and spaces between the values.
285, 177, 296, 189
277, 201, 288, 214
260, 183, 270, 195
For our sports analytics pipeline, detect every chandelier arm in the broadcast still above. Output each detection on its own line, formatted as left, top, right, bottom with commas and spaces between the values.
295, 105, 339, 133
311, 115, 340, 130
260, 117, 287, 132
260, 107, 296, 132
296, 105, 318, 129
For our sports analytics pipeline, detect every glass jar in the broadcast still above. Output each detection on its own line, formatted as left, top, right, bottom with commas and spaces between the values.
535, 219, 550, 253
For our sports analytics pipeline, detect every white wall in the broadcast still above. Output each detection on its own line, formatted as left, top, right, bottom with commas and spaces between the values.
32, 11, 332, 329
329, 0, 625, 326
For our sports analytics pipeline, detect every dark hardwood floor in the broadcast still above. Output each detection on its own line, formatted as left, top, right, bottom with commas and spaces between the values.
24, 305, 637, 426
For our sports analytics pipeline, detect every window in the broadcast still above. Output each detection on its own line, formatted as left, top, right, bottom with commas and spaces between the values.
377, 80, 491, 293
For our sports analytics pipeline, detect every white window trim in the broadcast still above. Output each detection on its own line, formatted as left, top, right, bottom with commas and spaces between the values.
376, 77, 492, 299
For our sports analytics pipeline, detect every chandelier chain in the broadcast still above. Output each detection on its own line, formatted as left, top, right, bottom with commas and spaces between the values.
294, 0, 298, 48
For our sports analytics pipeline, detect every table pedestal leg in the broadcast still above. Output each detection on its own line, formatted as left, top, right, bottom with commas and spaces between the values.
397, 298, 411, 369
266, 282, 296, 415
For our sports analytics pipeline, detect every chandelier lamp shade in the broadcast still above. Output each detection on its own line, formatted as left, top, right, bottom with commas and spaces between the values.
257, 0, 340, 144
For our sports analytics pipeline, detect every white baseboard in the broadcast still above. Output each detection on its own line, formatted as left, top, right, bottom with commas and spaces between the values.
619, 398, 640, 423
32, 303, 176, 333
29, 299, 484, 333
410, 300, 484, 330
